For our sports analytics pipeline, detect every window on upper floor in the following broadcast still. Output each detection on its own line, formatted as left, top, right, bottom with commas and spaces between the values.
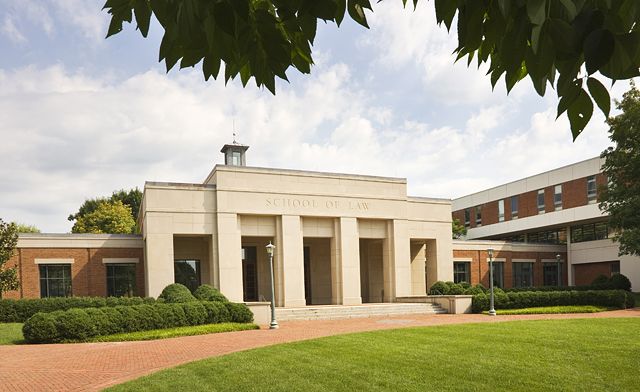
554, 185, 562, 210
475, 206, 482, 226
511, 195, 518, 219
464, 208, 470, 228
570, 222, 609, 243
587, 175, 597, 202
537, 189, 545, 214
498, 199, 505, 222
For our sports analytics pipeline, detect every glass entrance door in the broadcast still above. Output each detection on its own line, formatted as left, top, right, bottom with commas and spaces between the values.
242, 246, 258, 302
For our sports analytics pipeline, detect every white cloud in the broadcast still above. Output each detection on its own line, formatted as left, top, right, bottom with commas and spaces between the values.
50, 0, 109, 43
1, 16, 26, 44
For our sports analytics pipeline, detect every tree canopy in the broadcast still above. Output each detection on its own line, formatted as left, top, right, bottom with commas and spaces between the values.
599, 82, 640, 257
452, 218, 467, 239
104, 0, 640, 139
0, 219, 20, 298
13, 223, 40, 234
72, 200, 137, 234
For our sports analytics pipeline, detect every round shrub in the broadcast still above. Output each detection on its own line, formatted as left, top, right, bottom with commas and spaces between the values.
158, 283, 197, 303
225, 303, 254, 323
460, 282, 471, 290
202, 301, 232, 323
465, 284, 486, 295
609, 274, 632, 291
54, 309, 98, 342
22, 312, 59, 343
194, 285, 229, 302
591, 274, 610, 288
428, 281, 450, 295
448, 283, 464, 295
181, 302, 207, 325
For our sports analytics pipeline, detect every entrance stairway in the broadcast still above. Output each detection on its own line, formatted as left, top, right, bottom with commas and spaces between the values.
275, 302, 446, 321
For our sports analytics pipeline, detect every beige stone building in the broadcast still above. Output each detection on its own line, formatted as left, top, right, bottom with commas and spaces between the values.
141, 143, 453, 305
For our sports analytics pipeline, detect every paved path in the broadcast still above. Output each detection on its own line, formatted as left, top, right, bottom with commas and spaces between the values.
1, 308, 638, 392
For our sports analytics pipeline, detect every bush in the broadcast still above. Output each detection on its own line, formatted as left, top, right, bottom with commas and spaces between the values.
428, 281, 450, 295
0, 296, 157, 323
609, 274, 632, 291
471, 290, 633, 313
193, 285, 229, 302
591, 274, 610, 287
158, 284, 197, 303
22, 301, 254, 343
225, 302, 254, 323
448, 283, 465, 295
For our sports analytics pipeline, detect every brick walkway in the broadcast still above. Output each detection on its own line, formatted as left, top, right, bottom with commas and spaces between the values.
1, 308, 638, 392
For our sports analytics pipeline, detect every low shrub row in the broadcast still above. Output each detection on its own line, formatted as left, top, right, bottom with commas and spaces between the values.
428, 281, 487, 296
505, 274, 632, 292
0, 296, 156, 323
22, 301, 254, 343
471, 290, 635, 313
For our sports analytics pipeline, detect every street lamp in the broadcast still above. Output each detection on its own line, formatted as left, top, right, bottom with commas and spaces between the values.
266, 242, 279, 329
556, 253, 562, 287
488, 248, 496, 316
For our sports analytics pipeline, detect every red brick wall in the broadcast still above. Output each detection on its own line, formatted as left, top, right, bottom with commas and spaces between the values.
574, 261, 616, 286
563, 178, 587, 208
4, 247, 144, 299
453, 249, 568, 288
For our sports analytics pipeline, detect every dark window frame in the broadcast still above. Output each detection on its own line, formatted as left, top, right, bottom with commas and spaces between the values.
512, 262, 534, 288
106, 263, 137, 297
39, 264, 72, 298
453, 262, 471, 284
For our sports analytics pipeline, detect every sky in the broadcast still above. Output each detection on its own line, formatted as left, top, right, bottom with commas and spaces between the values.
0, 1, 627, 232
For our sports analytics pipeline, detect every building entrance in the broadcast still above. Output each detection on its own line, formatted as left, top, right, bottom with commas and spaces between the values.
242, 246, 258, 301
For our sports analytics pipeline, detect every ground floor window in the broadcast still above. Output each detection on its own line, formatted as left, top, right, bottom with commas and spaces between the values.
512, 262, 534, 288
39, 264, 72, 298
453, 262, 470, 284
491, 262, 504, 288
107, 264, 137, 297
174, 260, 201, 292
610, 261, 620, 275
543, 264, 562, 286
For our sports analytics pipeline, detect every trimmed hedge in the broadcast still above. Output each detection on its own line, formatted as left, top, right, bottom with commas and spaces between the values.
194, 284, 229, 302
471, 290, 635, 313
506, 273, 633, 292
0, 296, 156, 323
22, 301, 254, 343
158, 283, 197, 303
428, 281, 487, 296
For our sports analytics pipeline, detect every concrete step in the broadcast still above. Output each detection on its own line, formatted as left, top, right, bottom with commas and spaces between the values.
275, 303, 446, 321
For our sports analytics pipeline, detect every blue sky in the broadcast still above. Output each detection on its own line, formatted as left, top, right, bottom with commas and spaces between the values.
0, 1, 624, 232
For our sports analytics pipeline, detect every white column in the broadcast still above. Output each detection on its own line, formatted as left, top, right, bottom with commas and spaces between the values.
276, 215, 306, 307
390, 219, 411, 298
144, 233, 174, 297
216, 212, 243, 302
331, 217, 362, 305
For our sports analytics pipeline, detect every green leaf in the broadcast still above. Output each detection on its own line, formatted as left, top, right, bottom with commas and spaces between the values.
335, 0, 347, 26
133, 0, 151, 37
559, 0, 577, 20
347, 0, 370, 28
583, 29, 615, 75
587, 77, 611, 118
567, 88, 594, 140
434, 0, 457, 30
497, 0, 510, 17
526, 0, 547, 25
556, 79, 582, 118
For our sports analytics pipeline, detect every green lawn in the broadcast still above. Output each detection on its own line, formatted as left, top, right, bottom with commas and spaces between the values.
0, 323, 24, 345
483, 305, 609, 315
108, 318, 640, 392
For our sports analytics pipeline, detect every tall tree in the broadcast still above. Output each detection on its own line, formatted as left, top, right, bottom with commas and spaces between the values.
600, 82, 640, 257
72, 200, 137, 234
0, 219, 20, 299
69, 188, 142, 233
452, 218, 467, 239
103, 0, 640, 139
13, 223, 40, 234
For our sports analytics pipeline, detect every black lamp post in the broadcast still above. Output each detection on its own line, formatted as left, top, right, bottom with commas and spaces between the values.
556, 253, 562, 287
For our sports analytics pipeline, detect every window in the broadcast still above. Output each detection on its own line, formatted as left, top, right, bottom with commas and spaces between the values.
231, 151, 241, 166
587, 175, 597, 202
106, 264, 136, 297
475, 206, 482, 226
537, 189, 545, 214
513, 263, 534, 288
571, 222, 609, 243
39, 264, 72, 298
611, 261, 620, 275
174, 260, 201, 292
511, 195, 518, 219
525, 228, 567, 244
498, 199, 505, 222
554, 185, 562, 210
453, 262, 471, 284
543, 264, 562, 286
464, 208, 470, 228
491, 262, 504, 288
